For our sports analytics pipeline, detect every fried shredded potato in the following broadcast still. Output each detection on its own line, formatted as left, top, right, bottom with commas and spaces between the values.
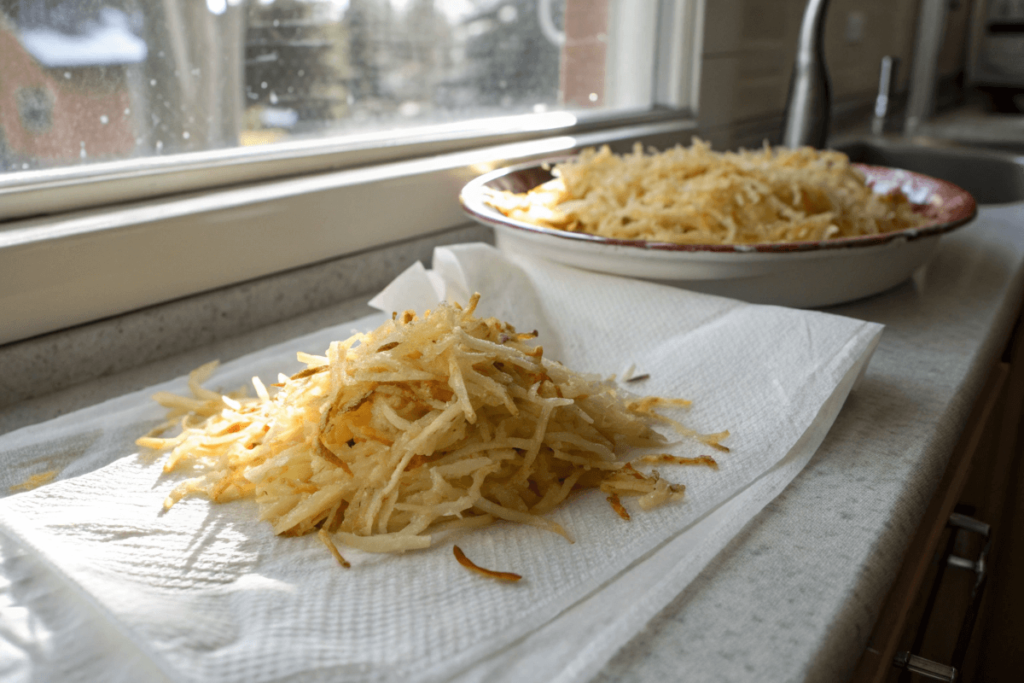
606, 493, 630, 521
318, 529, 351, 568
9, 469, 59, 493
137, 295, 727, 555
453, 545, 521, 582
483, 139, 927, 245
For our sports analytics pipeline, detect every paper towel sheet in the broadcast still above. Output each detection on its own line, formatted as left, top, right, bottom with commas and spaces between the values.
0, 244, 882, 683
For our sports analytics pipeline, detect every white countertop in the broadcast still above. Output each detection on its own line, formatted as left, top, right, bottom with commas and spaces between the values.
598, 203, 1024, 681
2, 205, 1023, 681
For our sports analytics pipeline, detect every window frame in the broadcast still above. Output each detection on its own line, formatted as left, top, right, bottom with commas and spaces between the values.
0, 0, 704, 346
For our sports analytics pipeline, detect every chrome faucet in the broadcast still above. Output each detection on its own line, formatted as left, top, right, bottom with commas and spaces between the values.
904, 0, 950, 134
781, 0, 832, 148
872, 56, 900, 136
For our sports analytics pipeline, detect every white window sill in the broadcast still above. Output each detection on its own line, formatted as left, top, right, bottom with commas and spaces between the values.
0, 117, 697, 346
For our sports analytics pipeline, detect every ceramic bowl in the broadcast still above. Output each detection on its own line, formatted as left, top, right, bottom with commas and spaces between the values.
459, 158, 977, 308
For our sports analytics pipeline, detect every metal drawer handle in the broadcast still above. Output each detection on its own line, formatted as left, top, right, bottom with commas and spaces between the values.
947, 554, 984, 574
893, 652, 957, 681
892, 512, 992, 681
948, 512, 990, 538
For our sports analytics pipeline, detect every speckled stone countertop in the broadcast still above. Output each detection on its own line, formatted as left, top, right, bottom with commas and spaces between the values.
2, 205, 1024, 682
596, 202, 1024, 682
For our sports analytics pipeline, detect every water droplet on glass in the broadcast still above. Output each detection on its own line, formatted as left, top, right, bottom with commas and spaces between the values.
63, 72, 71, 79
183, 131, 190, 140
498, 5, 518, 22
288, 86, 294, 93
261, 82, 268, 89
155, 140, 164, 152
588, 92, 599, 102
124, 108, 131, 115
150, 79, 157, 86
100, 115, 109, 124
273, 19, 279, 26
191, 68, 201, 76
158, 51, 165, 58
22, 163, 29, 170
297, 70, 305, 77
80, 148, 87, 159
269, 91, 278, 104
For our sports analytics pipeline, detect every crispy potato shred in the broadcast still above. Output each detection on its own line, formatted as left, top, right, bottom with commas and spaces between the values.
483, 139, 928, 245
453, 545, 521, 582
9, 469, 59, 493
606, 493, 630, 521
318, 529, 351, 568
137, 295, 727, 557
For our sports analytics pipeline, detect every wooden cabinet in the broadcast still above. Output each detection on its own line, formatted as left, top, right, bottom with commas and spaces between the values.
851, 314, 1024, 682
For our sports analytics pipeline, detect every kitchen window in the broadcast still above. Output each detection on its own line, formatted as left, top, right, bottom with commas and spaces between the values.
0, 0, 703, 344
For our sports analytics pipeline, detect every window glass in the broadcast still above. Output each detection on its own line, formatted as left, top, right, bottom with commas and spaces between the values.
0, 0, 655, 173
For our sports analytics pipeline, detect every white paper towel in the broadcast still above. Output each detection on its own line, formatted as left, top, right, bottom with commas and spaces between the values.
0, 244, 882, 683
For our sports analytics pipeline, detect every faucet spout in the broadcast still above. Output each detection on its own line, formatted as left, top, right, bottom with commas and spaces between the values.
781, 0, 832, 149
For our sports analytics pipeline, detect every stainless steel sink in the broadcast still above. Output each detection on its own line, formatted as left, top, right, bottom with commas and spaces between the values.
944, 140, 1024, 156
835, 139, 1024, 205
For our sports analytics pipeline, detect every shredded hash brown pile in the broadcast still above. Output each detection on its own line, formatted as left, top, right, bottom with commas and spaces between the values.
137, 295, 726, 556
483, 139, 927, 245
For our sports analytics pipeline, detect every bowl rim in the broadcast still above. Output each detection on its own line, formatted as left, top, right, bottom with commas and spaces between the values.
458, 155, 979, 255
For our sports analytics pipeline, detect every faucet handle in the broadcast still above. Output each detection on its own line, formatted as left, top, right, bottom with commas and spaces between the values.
872, 56, 901, 136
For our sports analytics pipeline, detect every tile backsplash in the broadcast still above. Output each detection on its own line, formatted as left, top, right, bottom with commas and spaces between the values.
698, 0, 972, 145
